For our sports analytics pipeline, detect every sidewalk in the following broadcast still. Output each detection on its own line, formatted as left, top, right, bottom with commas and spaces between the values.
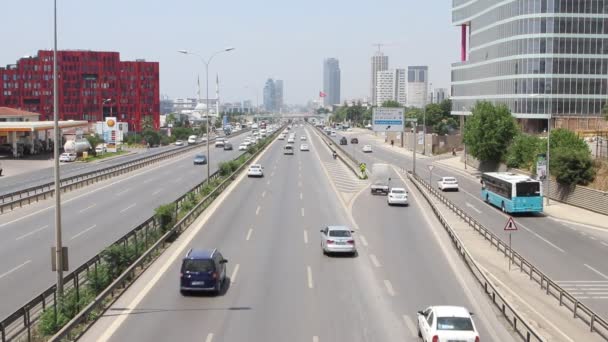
436, 154, 608, 230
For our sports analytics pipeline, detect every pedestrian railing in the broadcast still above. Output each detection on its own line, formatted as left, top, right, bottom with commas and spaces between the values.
408, 172, 608, 341
0, 130, 249, 214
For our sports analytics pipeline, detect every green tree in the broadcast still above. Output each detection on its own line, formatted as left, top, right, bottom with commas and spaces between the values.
506, 134, 543, 168
548, 128, 589, 152
142, 129, 161, 146
381, 100, 401, 108
85, 134, 104, 156
463, 101, 519, 163
166, 113, 177, 127
140, 115, 154, 131
552, 148, 595, 185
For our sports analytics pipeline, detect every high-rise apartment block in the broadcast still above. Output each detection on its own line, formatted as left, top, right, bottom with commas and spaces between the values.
376, 69, 407, 106
452, 1, 608, 131
323, 58, 341, 106
432, 88, 448, 104
370, 53, 389, 105
263, 78, 283, 112
407, 66, 429, 108
0, 50, 159, 131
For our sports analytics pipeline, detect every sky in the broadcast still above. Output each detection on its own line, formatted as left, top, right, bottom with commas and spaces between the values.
1, 0, 459, 105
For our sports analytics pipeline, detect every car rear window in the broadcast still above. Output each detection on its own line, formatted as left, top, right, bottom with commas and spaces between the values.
392, 189, 405, 194
182, 259, 214, 273
436, 317, 474, 331
445, 178, 457, 182
329, 230, 351, 237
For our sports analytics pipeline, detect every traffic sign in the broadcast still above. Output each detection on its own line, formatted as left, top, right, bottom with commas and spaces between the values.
372, 108, 404, 132
504, 217, 518, 231
427, 165, 434, 171
405, 118, 418, 123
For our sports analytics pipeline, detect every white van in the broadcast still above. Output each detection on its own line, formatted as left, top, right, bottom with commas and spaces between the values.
187, 135, 197, 145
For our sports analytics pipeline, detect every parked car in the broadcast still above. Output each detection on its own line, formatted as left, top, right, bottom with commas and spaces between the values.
438, 176, 459, 191
387, 188, 408, 206
193, 154, 207, 165
340, 137, 347, 145
362, 145, 373, 153
59, 152, 77, 162
417, 306, 479, 342
223, 142, 233, 151
180, 248, 228, 295
247, 164, 264, 177
320, 226, 356, 256
350, 138, 359, 144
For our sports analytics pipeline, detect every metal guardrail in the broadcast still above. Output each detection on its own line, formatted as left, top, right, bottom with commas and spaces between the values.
408, 172, 608, 341
0, 129, 249, 214
48, 126, 283, 342
0, 127, 270, 342
309, 124, 363, 179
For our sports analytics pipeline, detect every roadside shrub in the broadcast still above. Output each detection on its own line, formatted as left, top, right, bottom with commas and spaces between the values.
38, 308, 70, 336
87, 264, 112, 294
219, 162, 233, 176
506, 134, 543, 169
552, 147, 595, 185
101, 244, 134, 279
37, 287, 95, 336
180, 192, 197, 214
155, 203, 176, 233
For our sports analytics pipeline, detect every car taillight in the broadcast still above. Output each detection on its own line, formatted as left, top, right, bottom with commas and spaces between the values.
432, 336, 438, 342
475, 337, 480, 342
347, 240, 355, 245
326, 240, 334, 244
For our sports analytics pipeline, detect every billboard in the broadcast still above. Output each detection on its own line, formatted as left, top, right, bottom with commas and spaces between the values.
105, 117, 118, 152
372, 107, 404, 132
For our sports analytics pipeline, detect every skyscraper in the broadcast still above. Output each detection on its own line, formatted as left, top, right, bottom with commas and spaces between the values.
407, 66, 429, 108
370, 53, 389, 105
263, 79, 283, 112
432, 88, 448, 104
275, 80, 284, 111
323, 58, 341, 106
451, 1, 608, 131
376, 69, 407, 106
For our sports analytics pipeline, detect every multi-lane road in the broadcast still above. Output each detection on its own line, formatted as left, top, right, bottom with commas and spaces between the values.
0, 133, 250, 318
81, 125, 515, 341
329, 128, 608, 316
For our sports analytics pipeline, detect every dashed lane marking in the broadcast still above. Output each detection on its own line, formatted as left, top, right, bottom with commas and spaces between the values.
402, 315, 418, 338
384, 279, 396, 296
303, 230, 309, 244
120, 203, 137, 213
79, 204, 97, 213
359, 235, 368, 246
301, 208, 305, 217
256, 206, 261, 216
15, 225, 49, 241
370, 254, 381, 268
584, 264, 608, 280
230, 264, 240, 284
0, 260, 32, 280
246, 228, 253, 241
205, 333, 214, 342
307, 266, 314, 289
70, 224, 97, 240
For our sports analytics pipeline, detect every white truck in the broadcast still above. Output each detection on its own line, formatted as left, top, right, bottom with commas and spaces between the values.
370, 163, 391, 195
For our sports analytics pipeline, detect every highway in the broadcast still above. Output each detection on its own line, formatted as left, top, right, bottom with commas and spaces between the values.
0, 133, 250, 319
329, 128, 608, 316
81, 125, 515, 341
0, 131, 229, 197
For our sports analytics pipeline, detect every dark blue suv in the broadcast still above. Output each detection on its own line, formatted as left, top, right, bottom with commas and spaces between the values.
180, 248, 228, 295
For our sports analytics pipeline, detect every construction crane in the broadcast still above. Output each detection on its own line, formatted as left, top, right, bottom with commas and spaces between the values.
371, 42, 398, 53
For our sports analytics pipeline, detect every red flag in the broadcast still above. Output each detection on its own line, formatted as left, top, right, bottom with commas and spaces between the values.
319, 91, 327, 98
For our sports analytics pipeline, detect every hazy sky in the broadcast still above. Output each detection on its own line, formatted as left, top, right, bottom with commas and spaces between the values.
2, 0, 459, 104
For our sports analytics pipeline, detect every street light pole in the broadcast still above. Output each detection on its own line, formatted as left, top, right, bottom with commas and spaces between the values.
53, 0, 64, 302
546, 113, 551, 206
179, 48, 235, 185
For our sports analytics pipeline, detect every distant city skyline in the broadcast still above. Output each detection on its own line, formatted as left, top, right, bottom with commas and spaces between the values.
323, 58, 341, 106
1, 1, 457, 105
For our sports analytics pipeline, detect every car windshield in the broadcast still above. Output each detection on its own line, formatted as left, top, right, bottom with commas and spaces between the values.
436, 317, 474, 331
329, 230, 351, 237
182, 259, 214, 273
391, 189, 405, 194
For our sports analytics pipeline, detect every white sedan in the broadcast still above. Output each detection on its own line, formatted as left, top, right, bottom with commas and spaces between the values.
387, 188, 408, 206
417, 306, 479, 342
438, 176, 459, 191
59, 152, 77, 162
362, 145, 372, 153
300, 136, 307, 141
238, 144, 248, 151
247, 164, 264, 177
300, 144, 309, 151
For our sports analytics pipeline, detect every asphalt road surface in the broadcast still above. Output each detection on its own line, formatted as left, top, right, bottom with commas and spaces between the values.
330, 129, 608, 317
80, 126, 514, 342
0, 133, 251, 318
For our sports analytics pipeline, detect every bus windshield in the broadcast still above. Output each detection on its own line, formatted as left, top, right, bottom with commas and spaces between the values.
516, 182, 541, 197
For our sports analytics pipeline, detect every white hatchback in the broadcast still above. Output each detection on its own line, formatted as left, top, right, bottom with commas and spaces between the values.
247, 164, 264, 177
300, 144, 309, 151
362, 145, 372, 153
438, 176, 459, 191
417, 306, 479, 342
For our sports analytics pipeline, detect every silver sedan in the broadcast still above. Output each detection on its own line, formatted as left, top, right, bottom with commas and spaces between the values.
320, 226, 356, 256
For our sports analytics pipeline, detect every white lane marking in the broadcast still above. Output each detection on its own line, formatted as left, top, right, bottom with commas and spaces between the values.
256, 206, 261, 216
307, 266, 314, 289
303, 230, 309, 244
115, 188, 131, 196
584, 264, 608, 280
298, 181, 302, 187
79, 204, 97, 213
271, 171, 275, 177
301, 208, 305, 217
70, 224, 97, 240
602, 242, 608, 247
0, 260, 32, 280
261, 191, 266, 198
384, 279, 396, 296
518, 224, 566, 253
152, 189, 163, 195
359, 235, 369, 247
120, 203, 137, 213
230, 264, 240, 284
312, 336, 319, 342
15, 225, 49, 241
589, 236, 597, 240
205, 333, 214, 342
266, 180, 270, 185
246, 228, 253, 241
143, 178, 154, 184
465, 202, 482, 214
369, 254, 381, 268
172, 177, 183, 183
402, 315, 418, 338
300, 192, 303, 200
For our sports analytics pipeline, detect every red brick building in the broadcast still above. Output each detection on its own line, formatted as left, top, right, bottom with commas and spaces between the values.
0, 50, 159, 132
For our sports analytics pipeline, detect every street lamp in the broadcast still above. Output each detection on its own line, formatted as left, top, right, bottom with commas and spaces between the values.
415, 90, 427, 155
178, 47, 235, 185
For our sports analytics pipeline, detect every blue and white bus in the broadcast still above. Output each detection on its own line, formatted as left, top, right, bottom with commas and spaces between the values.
481, 172, 543, 213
